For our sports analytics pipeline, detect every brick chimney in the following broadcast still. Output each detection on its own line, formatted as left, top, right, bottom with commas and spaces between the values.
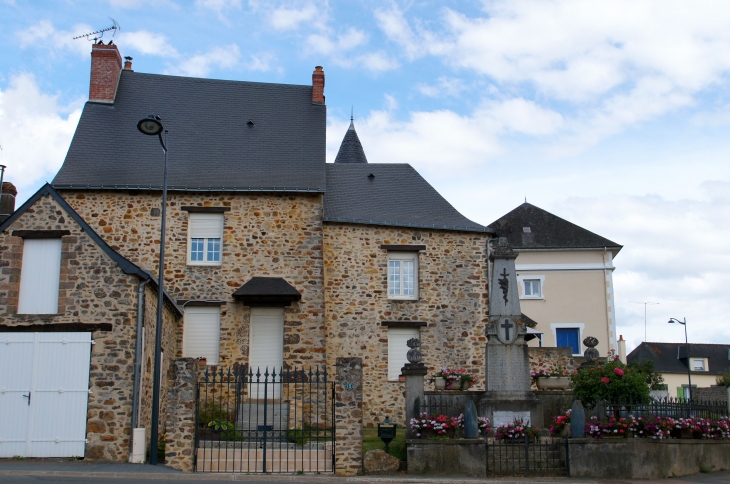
0, 182, 17, 223
89, 42, 123, 104
312, 66, 325, 104
124, 56, 133, 71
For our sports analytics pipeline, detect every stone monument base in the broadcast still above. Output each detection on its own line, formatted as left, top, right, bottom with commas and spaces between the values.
479, 391, 544, 428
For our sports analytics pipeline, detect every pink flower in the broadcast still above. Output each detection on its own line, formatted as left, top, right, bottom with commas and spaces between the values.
614, 368, 624, 376
600, 377, 610, 384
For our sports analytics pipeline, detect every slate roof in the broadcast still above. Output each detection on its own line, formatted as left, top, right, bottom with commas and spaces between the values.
489, 203, 621, 251
0, 184, 182, 316
628, 342, 730, 375
53, 71, 326, 192
334, 120, 368, 164
232, 277, 301, 303
324, 163, 491, 232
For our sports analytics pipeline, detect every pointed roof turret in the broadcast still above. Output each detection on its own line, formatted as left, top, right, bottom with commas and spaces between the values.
334, 111, 368, 164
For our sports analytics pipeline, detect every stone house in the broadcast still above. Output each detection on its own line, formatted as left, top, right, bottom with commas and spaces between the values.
25, 36, 494, 457
628, 342, 730, 399
0, 183, 181, 460
489, 203, 622, 358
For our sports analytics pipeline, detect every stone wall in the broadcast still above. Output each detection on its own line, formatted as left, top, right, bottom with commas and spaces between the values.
0, 193, 179, 461
138, 283, 182, 452
61, 190, 326, 370
335, 357, 363, 476
407, 440, 486, 477
324, 223, 490, 427
568, 439, 730, 479
528, 347, 576, 390
164, 358, 198, 472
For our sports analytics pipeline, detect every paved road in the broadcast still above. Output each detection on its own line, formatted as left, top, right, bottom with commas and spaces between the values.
0, 459, 729, 484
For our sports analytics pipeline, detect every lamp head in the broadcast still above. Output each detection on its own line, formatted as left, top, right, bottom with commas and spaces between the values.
668, 319, 675, 324
137, 115, 164, 136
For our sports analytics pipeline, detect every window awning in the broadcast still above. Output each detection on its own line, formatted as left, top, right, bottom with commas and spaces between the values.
232, 277, 302, 307
525, 326, 543, 342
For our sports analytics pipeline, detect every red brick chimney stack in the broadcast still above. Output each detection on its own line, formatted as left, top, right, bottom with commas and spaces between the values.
124, 56, 133, 71
0, 182, 17, 222
89, 42, 123, 104
312, 66, 325, 104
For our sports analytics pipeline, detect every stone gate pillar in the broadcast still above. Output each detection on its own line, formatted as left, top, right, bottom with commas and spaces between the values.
335, 357, 363, 476
164, 358, 198, 472
402, 338, 427, 439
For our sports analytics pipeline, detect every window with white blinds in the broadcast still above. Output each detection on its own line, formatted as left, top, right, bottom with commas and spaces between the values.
388, 327, 419, 381
183, 306, 221, 365
18, 238, 62, 314
187, 213, 223, 265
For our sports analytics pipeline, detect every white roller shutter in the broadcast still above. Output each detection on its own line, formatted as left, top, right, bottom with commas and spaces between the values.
388, 327, 418, 381
183, 307, 221, 365
188, 213, 223, 239
18, 239, 62, 314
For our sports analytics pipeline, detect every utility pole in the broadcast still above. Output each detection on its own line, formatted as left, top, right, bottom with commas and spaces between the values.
630, 301, 659, 342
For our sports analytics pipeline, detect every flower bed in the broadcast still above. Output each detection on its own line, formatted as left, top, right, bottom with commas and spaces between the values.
494, 419, 541, 442
409, 412, 491, 438
582, 415, 730, 440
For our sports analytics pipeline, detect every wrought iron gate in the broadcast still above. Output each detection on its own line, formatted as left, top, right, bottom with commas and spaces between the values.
486, 436, 568, 476
194, 366, 335, 473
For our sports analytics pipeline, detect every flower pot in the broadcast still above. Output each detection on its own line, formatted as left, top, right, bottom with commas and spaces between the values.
535, 376, 570, 390
434, 377, 446, 391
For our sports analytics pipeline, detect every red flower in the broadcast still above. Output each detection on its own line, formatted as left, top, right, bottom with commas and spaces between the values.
614, 368, 624, 376
600, 377, 610, 384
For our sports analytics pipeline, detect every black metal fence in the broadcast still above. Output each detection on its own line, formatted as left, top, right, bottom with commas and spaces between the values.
194, 366, 335, 473
594, 397, 728, 420
486, 436, 569, 477
417, 392, 478, 418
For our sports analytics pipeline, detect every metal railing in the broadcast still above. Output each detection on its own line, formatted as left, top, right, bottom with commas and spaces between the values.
595, 397, 728, 420
486, 436, 568, 476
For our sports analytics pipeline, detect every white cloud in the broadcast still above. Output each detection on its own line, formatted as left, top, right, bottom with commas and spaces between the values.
306, 27, 367, 56
245, 52, 277, 72
0, 73, 82, 196
165, 44, 241, 77
356, 52, 399, 73
417, 77, 469, 98
377, 1, 730, 153
270, 3, 320, 31
195, 0, 242, 13
117, 31, 179, 58
17, 20, 96, 58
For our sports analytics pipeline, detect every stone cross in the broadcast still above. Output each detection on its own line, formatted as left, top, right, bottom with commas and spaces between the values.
501, 318, 514, 341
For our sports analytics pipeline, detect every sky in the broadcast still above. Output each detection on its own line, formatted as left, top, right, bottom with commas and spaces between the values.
1, 0, 729, 353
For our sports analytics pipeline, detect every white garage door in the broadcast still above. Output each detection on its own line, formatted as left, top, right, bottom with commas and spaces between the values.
0, 332, 92, 457
249, 308, 284, 399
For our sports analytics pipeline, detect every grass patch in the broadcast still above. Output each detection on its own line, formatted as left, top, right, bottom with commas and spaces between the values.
362, 426, 406, 461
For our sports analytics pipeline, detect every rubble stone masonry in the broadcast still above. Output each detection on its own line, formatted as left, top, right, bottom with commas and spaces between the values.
61, 191, 326, 369
323, 223, 489, 426
0, 193, 179, 461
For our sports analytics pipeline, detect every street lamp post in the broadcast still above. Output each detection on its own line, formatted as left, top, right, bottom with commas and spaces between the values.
668, 317, 692, 401
137, 115, 167, 465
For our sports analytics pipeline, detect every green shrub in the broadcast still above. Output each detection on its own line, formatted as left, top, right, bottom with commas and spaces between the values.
199, 402, 231, 426
571, 357, 662, 408
716, 371, 730, 387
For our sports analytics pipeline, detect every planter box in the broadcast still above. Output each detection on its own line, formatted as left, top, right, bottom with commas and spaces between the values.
536, 377, 570, 390
669, 429, 702, 439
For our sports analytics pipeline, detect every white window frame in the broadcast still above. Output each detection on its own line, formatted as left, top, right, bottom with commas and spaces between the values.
517, 275, 545, 300
187, 213, 224, 266
183, 306, 221, 365
550, 323, 585, 356
387, 252, 418, 300
18, 238, 62, 314
692, 358, 708, 372
387, 327, 419, 381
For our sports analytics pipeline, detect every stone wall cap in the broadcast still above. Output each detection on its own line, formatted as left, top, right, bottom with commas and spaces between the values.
406, 439, 486, 445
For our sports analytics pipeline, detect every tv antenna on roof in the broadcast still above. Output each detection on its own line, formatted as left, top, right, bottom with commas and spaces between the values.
73, 18, 120, 42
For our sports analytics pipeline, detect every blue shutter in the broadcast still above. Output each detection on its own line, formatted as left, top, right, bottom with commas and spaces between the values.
556, 328, 580, 354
